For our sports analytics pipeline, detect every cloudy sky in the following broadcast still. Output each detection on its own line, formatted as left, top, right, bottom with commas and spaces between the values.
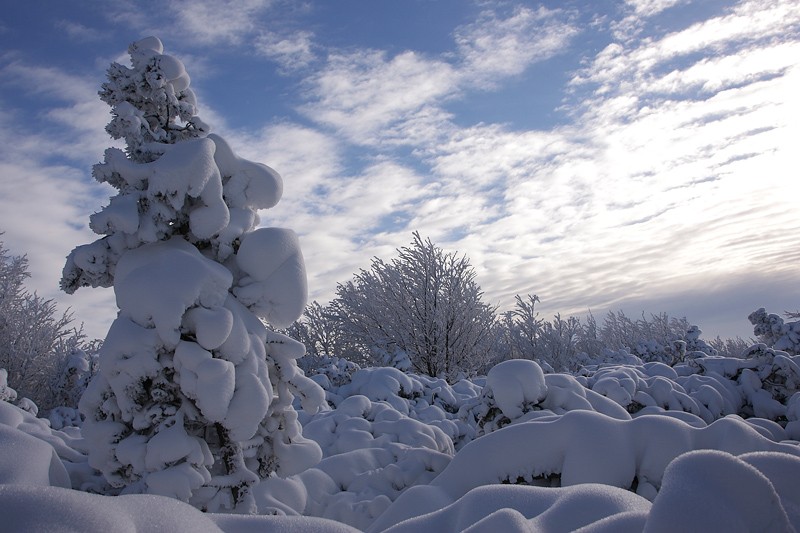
1, 0, 797, 341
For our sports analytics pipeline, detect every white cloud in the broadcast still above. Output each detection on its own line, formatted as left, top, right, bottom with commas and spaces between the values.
454, 5, 579, 88
297, 5, 579, 146
255, 30, 316, 72
624, 0, 686, 17
613, 0, 690, 40
578, 0, 800, 94
105, 0, 275, 47
0, 158, 117, 340
299, 49, 458, 144
166, 0, 274, 45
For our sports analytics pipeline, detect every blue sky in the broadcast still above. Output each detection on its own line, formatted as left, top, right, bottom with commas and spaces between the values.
1, 0, 798, 341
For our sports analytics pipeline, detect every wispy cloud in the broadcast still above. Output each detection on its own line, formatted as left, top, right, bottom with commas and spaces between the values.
297, 4, 578, 145
54, 20, 110, 42
454, 5, 579, 88
299, 49, 458, 144
106, 0, 275, 47
167, 0, 275, 45
255, 30, 317, 73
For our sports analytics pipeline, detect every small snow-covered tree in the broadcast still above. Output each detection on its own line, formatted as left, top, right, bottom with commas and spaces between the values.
332, 233, 496, 381
62, 37, 322, 511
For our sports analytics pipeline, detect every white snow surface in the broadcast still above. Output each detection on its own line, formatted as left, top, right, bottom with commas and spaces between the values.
5, 352, 800, 531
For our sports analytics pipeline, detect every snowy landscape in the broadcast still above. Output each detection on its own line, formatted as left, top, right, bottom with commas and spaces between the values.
1, 16, 800, 533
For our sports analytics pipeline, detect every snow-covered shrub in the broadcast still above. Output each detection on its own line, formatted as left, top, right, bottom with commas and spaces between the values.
0, 239, 91, 410
303, 356, 361, 390
499, 301, 710, 370
45, 342, 100, 419
303, 394, 453, 458
0, 369, 16, 403
708, 335, 752, 358
367, 409, 800, 531
459, 360, 630, 438
749, 307, 800, 355
303, 365, 480, 451
61, 37, 322, 512
370, 449, 800, 533
581, 347, 800, 426
684, 325, 718, 356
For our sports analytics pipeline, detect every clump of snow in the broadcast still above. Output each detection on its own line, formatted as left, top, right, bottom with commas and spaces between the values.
373, 483, 651, 533
0, 484, 359, 533
485, 359, 547, 419
234, 227, 308, 328
646, 450, 794, 532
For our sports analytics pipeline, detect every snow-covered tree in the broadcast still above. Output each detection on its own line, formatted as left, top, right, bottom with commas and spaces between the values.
62, 37, 322, 512
332, 233, 496, 381
0, 238, 89, 410
286, 300, 364, 371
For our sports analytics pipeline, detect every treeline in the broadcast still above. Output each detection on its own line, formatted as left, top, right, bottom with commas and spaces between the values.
286, 233, 776, 380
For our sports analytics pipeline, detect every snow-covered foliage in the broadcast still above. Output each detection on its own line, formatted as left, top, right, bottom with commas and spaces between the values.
0, 238, 94, 411
331, 232, 496, 380
3, 342, 800, 531
488, 296, 710, 372
750, 307, 800, 355
289, 301, 365, 368
59, 37, 321, 512
0, 368, 17, 403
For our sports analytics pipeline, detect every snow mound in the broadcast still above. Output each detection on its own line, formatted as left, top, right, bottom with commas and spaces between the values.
376, 483, 650, 533
485, 359, 547, 419
371, 409, 800, 530
646, 450, 795, 532
0, 484, 358, 533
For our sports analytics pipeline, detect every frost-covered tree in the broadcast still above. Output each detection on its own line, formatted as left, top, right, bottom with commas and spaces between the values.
0, 237, 88, 410
285, 300, 364, 371
332, 233, 496, 381
61, 37, 322, 511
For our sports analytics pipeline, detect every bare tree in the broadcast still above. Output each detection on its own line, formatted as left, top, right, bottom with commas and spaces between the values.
332, 233, 496, 380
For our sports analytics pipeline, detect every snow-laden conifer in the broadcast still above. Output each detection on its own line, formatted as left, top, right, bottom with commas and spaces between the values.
61, 37, 322, 512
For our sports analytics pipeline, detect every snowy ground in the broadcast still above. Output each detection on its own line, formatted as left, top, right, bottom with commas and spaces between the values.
2, 351, 800, 532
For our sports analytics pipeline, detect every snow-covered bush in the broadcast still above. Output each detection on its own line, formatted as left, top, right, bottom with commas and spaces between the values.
48, 343, 99, 416
749, 307, 800, 355
0, 368, 17, 403
302, 356, 361, 392
61, 37, 322, 512
368, 409, 800, 531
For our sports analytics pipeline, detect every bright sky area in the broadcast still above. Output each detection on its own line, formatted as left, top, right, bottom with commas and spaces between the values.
0, 0, 797, 341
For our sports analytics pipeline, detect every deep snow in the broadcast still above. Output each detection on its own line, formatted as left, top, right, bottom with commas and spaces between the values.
2, 352, 800, 532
